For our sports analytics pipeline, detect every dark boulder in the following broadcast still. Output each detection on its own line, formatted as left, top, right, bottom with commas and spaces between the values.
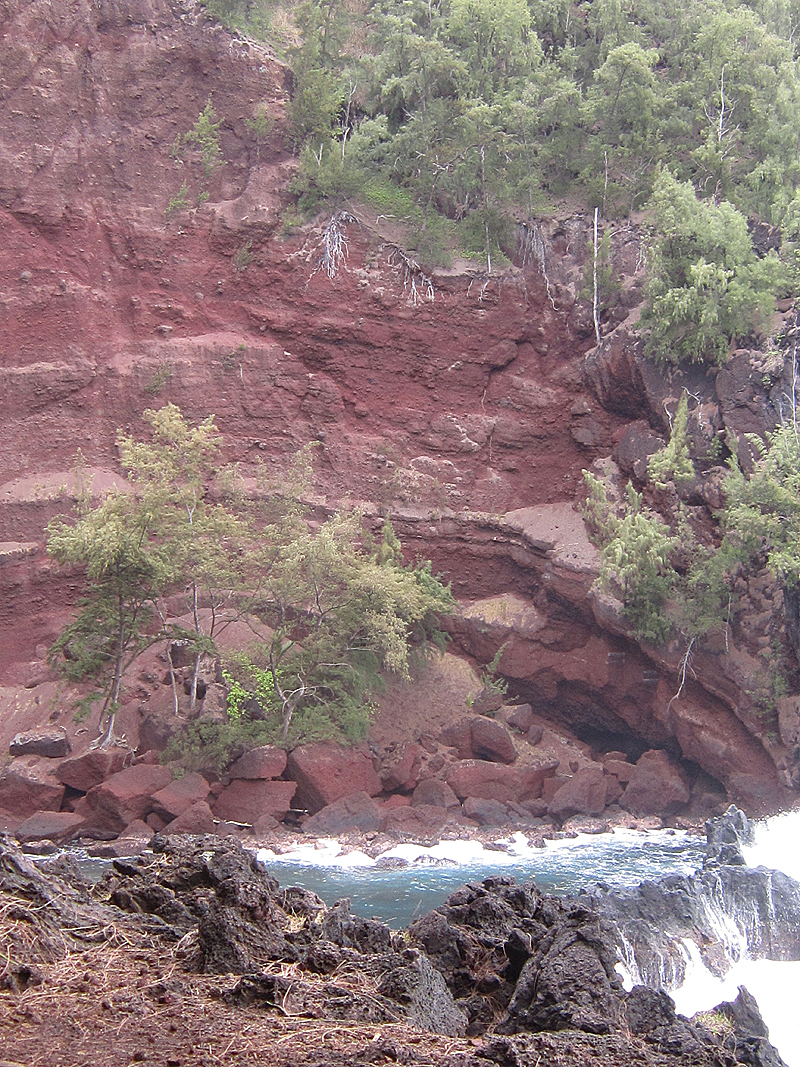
705, 804, 754, 867
713, 986, 787, 1067
9, 731, 71, 759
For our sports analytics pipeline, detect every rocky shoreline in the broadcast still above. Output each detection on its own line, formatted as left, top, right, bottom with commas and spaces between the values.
0, 809, 794, 1067
0, 676, 731, 862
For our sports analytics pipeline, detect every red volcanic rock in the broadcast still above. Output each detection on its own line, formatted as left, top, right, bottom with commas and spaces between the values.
145, 812, 168, 833
151, 772, 210, 820
82, 764, 175, 834
253, 813, 282, 835
228, 746, 287, 781
0, 0, 791, 822
446, 758, 558, 803
439, 719, 474, 760
380, 804, 451, 840
470, 717, 517, 764
56, 750, 126, 792
527, 724, 544, 746
212, 779, 296, 825
303, 792, 382, 836
548, 766, 608, 819
381, 793, 411, 810
505, 704, 535, 732
604, 773, 624, 806
621, 750, 691, 816
286, 743, 381, 813
0, 811, 23, 835
603, 759, 633, 784
378, 742, 422, 792
165, 801, 218, 835
115, 820, 156, 855
0, 757, 65, 815
542, 776, 571, 803
462, 796, 512, 826
15, 810, 84, 843
411, 778, 461, 811
137, 710, 183, 755
613, 419, 667, 482
117, 819, 155, 842
726, 772, 797, 818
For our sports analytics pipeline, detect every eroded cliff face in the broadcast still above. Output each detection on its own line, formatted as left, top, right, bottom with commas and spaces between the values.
0, 0, 796, 814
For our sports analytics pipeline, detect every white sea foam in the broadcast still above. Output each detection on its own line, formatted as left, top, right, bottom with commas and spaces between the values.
744, 809, 800, 880
671, 944, 800, 1067
671, 809, 800, 1067
257, 824, 697, 873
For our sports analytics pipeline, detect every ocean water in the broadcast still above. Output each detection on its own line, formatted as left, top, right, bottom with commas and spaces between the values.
258, 811, 800, 1067
257, 828, 706, 926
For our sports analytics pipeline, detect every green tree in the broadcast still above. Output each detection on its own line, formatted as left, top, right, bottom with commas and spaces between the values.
447, 0, 538, 101
724, 418, 800, 656
583, 473, 677, 643
246, 510, 452, 742
186, 97, 223, 177
117, 404, 250, 714
644, 169, 785, 364
48, 408, 453, 750
648, 392, 696, 489
47, 473, 168, 745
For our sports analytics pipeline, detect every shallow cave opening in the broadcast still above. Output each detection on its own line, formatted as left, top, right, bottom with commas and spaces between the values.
572, 723, 650, 763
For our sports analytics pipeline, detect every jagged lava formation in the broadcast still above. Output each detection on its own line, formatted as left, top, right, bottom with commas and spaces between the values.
0, 813, 795, 1067
1, 0, 799, 818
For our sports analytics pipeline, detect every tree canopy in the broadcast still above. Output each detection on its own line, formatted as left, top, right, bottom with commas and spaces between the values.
47, 406, 453, 751
208, 0, 800, 364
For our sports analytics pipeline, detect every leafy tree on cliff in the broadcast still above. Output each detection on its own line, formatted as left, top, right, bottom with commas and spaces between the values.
116, 404, 251, 715
241, 507, 454, 742
47, 469, 169, 747
723, 418, 800, 658
643, 170, 786, 365
48, 406, 453, 750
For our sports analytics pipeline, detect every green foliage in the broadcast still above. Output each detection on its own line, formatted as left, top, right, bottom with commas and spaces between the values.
72, 691, 102, 724
201, 0, 800, 319
201, 0, 274, 40
144, 362, 173, 395
648, 393, 696, 489
48, 407, 453, 750
723, 420, 800, 589
186, 97, 223, 177
47, 473, 167, 738
162, 716, 277, 774
583, 461, 742, 647
245, 106, 275, 164
289, 142, 360, 216
232, 239, 254, 271
644, 170, 786, 365
247, 509, 454, 741
580, 227, 619, 314
469, 642, 509, 710
166, 181, 190, 216
583, 473, 677, 643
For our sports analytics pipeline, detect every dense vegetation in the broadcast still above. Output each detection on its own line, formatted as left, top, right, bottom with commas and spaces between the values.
583, 389, 800, 719
204, 0, 800, 363
47, 406, 452, 757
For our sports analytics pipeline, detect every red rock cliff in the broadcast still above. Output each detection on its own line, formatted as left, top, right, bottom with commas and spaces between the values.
0, 0, 796, 814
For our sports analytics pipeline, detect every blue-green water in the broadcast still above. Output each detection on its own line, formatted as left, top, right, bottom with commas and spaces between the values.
259, 830, 706, 928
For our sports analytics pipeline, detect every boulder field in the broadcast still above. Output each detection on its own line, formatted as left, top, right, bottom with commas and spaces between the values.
0, 0, 798, 822
0, 672, 733, 851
